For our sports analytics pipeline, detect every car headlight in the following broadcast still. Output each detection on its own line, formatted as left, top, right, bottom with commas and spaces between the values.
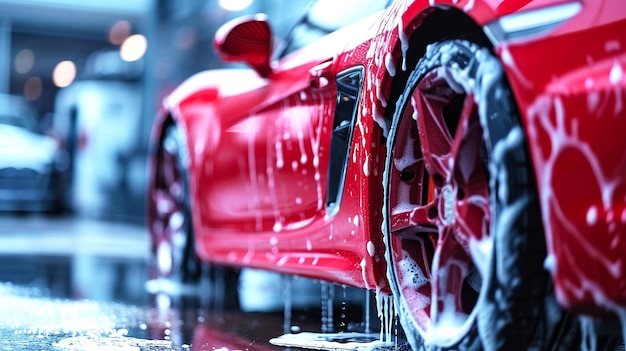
484, 2, 582, 43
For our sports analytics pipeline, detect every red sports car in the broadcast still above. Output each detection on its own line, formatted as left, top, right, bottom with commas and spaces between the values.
148, 0, 626, 349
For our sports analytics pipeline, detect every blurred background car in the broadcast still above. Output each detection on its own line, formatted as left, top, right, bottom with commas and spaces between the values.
0, 93, 69, 212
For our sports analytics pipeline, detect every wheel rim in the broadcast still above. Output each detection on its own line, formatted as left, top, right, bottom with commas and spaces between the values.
388, 66, 492, 345
152, 127, 188, 279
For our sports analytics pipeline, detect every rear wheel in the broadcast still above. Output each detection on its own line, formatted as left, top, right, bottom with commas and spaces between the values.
150, 123, 240, 309
150, 124, 201, 285
383, 40, 549, 350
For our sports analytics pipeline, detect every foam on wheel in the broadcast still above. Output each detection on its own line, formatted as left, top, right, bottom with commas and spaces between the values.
383, 39, 550, 350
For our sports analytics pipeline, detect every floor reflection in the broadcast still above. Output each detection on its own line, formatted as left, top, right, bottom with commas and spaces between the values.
0, 278, 364, 350
0, 213, 149, 304
0, 214, 384, 350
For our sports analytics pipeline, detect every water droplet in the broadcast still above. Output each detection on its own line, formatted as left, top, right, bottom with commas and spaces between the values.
586, 205, 598, 226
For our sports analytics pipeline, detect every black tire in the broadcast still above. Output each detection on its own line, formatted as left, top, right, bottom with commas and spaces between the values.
383, 39, 551, 350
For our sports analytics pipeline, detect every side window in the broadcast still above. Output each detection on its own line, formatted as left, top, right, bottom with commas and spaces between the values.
276, 0, 390, 58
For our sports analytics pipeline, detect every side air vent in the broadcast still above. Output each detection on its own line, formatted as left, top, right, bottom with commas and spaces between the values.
326, 66, 364, 215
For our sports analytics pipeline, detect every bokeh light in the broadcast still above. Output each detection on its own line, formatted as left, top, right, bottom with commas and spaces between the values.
14, 49, 35, 74
24, 76, 43, 101
52, 60, 77, 88
120, 34, 147, 62
108, 20, 131, 45
218, 0, 253, 11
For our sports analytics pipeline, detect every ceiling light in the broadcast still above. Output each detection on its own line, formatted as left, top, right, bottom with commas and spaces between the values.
218, 0, 253, 11
53, 61, 76, 88
108, 20, 132, 45
120, 34, 147, 62
24, 76, 43, 101
15, 49, 35, 74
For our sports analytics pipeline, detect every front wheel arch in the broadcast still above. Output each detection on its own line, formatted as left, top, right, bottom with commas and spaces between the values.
382, 6, 491, 129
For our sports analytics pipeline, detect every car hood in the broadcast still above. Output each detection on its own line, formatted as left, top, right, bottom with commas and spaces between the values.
0, 124, 58, 171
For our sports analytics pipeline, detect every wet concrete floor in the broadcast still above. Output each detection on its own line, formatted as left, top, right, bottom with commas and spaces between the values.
0, 214, 393, 350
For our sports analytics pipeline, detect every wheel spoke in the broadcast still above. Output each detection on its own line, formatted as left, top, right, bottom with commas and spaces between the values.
390, 232, 434, 327
152, 189, 180, 218
454, 195, 490, 247
449, 95, 486, 189
390, 202, 438, 233
161, 151, 180, 187
389, 99, 434, 234
430, 226, 472, 331
413, 72, 455, 180
153, 186, 186, 254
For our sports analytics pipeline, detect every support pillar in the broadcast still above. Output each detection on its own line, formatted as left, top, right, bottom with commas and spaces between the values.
0, 17, 11, 95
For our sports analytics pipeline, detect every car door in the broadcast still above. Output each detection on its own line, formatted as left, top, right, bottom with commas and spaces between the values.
204, 48, 339, 234
198, 0, 388, 236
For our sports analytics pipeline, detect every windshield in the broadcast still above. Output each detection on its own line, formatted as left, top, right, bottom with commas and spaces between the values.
276, 0, 390, 58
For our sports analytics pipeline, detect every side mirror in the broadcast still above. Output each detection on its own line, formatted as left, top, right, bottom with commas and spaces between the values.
214, 14, 273, 78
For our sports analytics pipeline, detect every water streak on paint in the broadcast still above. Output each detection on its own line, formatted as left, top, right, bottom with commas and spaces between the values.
463, 0, 475, 12
247, 132, 263, 230
527, 94, 625, 307
587, 205, 598, 226
398, 21, 408, 71
385, 52, 396, 77
275, 140, 284, 169
610, 60, 623, 84
297, 131, 308, 164
367, 241, 376, 257
360, 258, 372, 289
